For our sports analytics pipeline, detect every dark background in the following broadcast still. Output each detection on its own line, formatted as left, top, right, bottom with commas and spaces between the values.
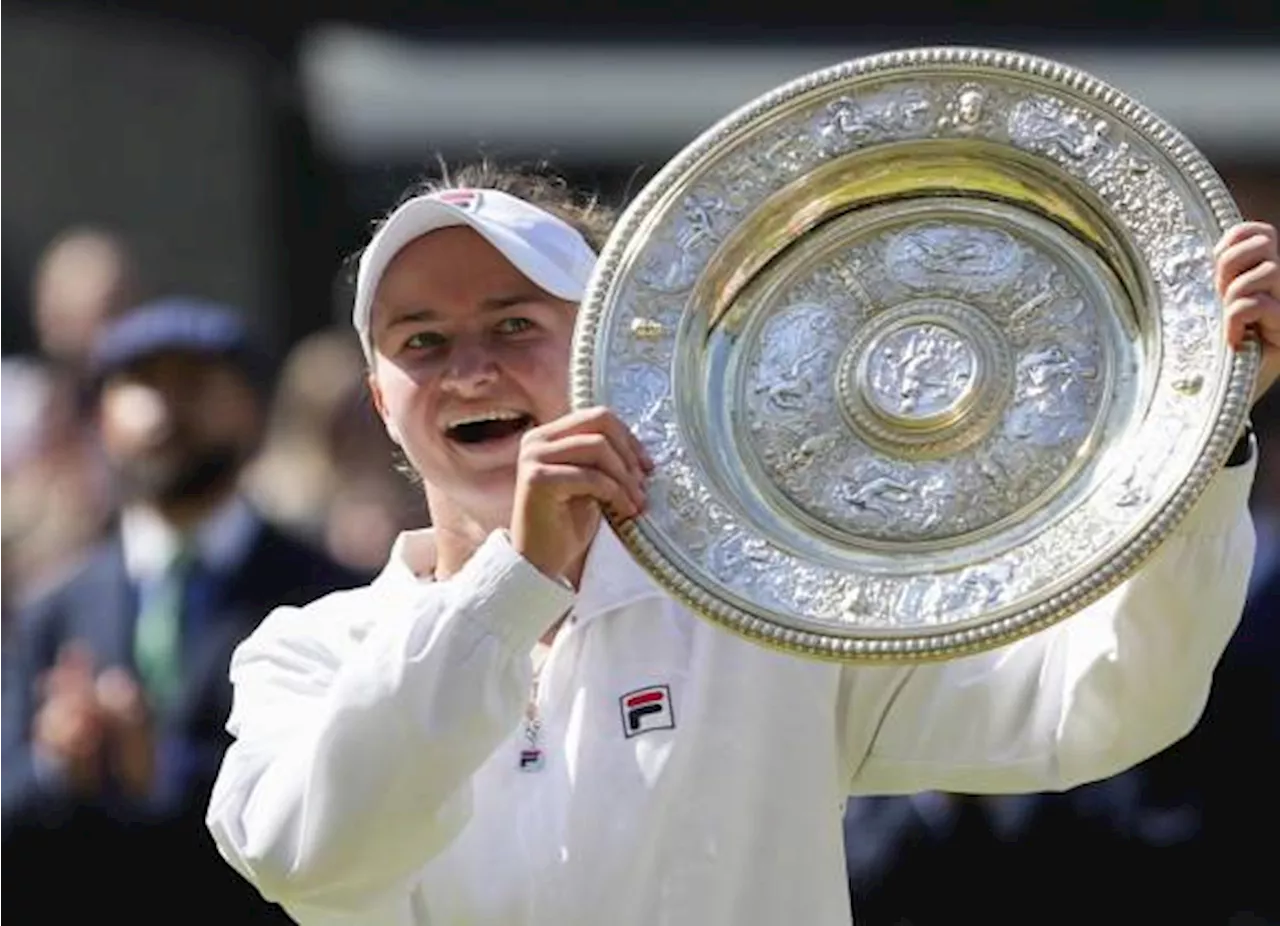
6, 0, 1279, 361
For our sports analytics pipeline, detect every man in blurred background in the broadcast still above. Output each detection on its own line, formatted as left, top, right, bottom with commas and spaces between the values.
2, 297, 370, 923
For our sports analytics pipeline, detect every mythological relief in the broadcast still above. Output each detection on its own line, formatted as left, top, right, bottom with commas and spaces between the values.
1007, 343, 1100, 445
636, 189, 735, 294
885, 224, 1023, 293
865, 324, 977, 420
739, 217, 1106, 543
750, 302, 848, 415
937, 83, 994, 133
812, 88, 933, 154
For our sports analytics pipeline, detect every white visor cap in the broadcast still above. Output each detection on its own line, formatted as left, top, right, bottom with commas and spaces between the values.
352, 188, 599, 359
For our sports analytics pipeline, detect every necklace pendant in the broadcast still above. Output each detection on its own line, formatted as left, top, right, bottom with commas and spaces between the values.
518, 748, 545, 772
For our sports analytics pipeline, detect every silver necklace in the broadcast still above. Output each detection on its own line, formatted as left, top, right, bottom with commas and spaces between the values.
518, 641, 553, 772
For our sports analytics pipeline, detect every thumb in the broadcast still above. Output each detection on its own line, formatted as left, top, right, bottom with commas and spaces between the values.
96, 667, 148, 726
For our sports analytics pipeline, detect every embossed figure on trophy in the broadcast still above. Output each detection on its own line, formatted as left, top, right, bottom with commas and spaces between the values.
1011, 344, 1096, 443
839, 474, 914, 520
886, 224, 1020, 293
1158, 239, 1216, 347
639, 192, 726, 293
835, 467, 951, 534
869, 325, 975, 417
675, 194, 722, 267
756, 345, 828, 412
1006, 289, 1054, 334
754, 304, 842, 414
1115, 466, 1150, 508
1010, 97, 1110, 163
614, 362, 672, 457
932, 566, 1010, 619
778, 431, 841, 476
939, 84, 988, 133
814, 91, 930, 152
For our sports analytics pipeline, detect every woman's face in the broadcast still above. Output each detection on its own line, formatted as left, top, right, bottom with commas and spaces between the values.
367, 226, 578, 522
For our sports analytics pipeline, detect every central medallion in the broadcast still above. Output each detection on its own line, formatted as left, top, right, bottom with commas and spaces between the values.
836, 298, 1010, 460
859, 322, 979, 428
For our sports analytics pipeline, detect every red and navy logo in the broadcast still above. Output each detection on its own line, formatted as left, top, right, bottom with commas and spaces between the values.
433, 189, 482, 211
620, 685, 675, 738
518, 749, 544, 771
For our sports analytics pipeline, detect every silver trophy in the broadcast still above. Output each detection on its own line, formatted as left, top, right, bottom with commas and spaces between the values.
571, 47, 1258, 663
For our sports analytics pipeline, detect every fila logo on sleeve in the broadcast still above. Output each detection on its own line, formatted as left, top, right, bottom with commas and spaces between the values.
620, 685, 675, 738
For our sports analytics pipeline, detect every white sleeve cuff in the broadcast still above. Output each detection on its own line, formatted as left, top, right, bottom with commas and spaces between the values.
450, 530, 577, 652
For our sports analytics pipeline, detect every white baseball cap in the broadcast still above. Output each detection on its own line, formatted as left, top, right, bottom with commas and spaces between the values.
352, 188, 599, 360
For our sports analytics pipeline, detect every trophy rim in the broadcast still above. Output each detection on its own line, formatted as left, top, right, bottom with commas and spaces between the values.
570, 45, 1259, 664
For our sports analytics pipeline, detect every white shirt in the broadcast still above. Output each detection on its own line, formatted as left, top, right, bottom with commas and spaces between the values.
120, 494, 259, 582
206, 462, 1256, 926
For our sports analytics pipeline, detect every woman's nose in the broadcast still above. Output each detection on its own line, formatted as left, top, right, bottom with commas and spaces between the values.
440, 341, 499, 394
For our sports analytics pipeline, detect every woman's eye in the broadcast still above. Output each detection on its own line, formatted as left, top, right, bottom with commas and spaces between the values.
405, 331, 448, 350
495, 317, 535, 335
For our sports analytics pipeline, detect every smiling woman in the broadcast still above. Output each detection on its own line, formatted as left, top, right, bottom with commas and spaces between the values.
204, 157, 1273, 926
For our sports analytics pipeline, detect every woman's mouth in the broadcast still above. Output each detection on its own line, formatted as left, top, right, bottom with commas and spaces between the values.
445, 410, 535, 446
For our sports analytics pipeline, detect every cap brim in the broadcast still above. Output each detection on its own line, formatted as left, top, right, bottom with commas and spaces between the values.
354, 198, 589, 356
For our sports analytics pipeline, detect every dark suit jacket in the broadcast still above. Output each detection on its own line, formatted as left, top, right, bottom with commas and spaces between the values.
2, 511, 371, 924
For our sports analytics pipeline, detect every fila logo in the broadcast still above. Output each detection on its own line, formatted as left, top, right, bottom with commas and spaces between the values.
620, 685, 675, 738
434, 189, 481, 211
518, 749, 544, 771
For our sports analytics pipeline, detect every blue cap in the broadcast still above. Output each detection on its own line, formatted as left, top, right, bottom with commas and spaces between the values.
89, 297, 268, 391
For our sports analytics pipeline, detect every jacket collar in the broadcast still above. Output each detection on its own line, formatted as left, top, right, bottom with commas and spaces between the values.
572, 521, 668, 624
375, 520, 667, 624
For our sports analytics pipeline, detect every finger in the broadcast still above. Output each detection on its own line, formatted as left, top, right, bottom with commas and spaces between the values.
533, 432, 646, 511
1215, 235, 1279, 299
539, 407, 647, 481
96, 668, 147, 725
1224, 294, 1280, 350
1222, 256, 1280, 307
1214, 221, 1277, 258
41, 643, 98, 698
528, 463, 638, 519
57, 641, 97, 674
626, 424, 655, 473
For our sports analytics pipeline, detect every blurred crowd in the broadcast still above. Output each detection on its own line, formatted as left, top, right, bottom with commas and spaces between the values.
0, 225, 424, 922
1, 225, 423, 621
2, 221, 1278, 924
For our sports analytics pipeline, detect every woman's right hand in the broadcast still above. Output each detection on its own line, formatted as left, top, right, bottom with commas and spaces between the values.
510, 406, 653, 584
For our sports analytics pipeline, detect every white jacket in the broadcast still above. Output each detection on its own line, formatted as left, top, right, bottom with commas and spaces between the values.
207, 462, 1256, 926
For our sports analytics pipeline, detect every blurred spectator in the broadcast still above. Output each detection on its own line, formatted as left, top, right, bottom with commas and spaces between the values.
31, 224, 142, 378
1, 298, 371, 924
243, 324, 423, 571
1, 225, 145, 610
1, 357, 110, 622
323, 471, 421, 573
22, 218, 140, 381
242, 326, 366, 537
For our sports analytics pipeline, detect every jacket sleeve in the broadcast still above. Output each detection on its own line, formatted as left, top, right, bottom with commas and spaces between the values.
205, 530, 574, 913
842, 459, 1257, 796
1, 597, 77, 835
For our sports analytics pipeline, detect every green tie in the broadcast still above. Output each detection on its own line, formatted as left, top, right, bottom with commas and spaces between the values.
134, 546, 195, 711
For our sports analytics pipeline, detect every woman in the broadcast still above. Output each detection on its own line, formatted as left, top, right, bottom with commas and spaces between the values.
207, 163, 1279, 926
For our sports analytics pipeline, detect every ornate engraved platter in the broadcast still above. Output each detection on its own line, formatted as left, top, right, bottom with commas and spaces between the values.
570, 46, 1258, 663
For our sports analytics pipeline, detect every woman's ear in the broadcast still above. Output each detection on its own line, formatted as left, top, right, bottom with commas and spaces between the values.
367, 370, 402, 446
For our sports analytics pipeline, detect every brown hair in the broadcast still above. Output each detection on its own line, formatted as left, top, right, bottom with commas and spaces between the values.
384, 157, 620, 252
